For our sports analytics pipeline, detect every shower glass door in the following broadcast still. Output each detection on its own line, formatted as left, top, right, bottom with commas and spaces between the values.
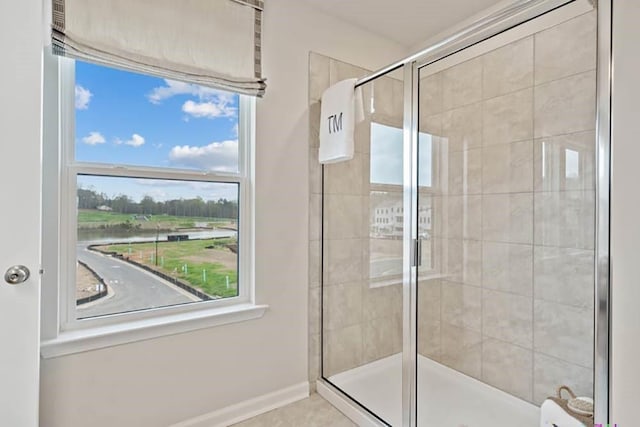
319, 1, 606, 426
322, 66, 405, 426
416, 3, 597, 426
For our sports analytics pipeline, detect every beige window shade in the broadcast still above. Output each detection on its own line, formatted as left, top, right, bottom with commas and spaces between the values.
52, 0, 266, 96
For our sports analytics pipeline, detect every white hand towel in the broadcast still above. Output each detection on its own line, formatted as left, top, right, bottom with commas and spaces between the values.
319, 78, 364, 164
540, 399, 587, 427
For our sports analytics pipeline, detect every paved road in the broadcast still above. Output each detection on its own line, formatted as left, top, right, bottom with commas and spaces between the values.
77, 244, 199, 319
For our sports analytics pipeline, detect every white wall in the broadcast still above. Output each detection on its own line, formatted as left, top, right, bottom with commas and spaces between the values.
610, 0, 640, 424
409, 0, 514, 53
38, 1, 405, 426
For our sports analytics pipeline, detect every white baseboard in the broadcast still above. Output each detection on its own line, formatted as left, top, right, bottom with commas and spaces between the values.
171, 382, 309, 427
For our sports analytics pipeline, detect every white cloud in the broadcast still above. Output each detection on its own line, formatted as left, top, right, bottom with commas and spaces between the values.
148, 79, 233, 104
114, 133, 145, 147
182, 100, 236, 119
232, 123, 239, 137
81, 131, 106, 145
125, 133, 145, 147
75, 85, 93, 110
148, 79, 237, 119
168, 140, 238, 172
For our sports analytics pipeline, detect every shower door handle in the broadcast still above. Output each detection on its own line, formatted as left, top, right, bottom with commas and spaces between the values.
412, 239, 422, 267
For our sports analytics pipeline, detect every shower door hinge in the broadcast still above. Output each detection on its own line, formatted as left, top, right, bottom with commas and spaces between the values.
412, 239, 422, 267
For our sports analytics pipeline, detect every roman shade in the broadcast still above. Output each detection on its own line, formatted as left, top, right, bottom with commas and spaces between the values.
52, 0, 266, 96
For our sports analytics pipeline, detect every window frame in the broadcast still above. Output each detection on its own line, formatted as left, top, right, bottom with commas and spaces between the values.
367, 121, 439, 288
41, 52, 263, 355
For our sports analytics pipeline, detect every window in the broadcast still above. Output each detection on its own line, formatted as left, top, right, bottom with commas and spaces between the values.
41, 55, 259, 352
369, 122, 433, 187
565, 148, 580, 178
368, 122, 436, 285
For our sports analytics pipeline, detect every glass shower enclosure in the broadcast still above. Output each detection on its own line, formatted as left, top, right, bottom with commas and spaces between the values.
318, 0, 610, 426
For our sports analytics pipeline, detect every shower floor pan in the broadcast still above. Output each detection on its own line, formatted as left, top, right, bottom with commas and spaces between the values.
320, 353, 539, 426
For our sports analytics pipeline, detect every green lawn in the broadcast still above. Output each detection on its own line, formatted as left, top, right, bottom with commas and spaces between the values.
99, 238, 238, 298
78, 209, 234, 231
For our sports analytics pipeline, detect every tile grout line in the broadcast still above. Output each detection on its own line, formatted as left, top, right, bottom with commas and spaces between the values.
531, 32, 537, 403
437, 72, 444, 366
308, 54, 316, 386
433, 67, 596, 120
479, 52, 485, 383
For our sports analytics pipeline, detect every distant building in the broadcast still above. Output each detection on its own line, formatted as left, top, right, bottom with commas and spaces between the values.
371, 201, 402, 238
371, 201, 431, 239
96, 205, 112, 211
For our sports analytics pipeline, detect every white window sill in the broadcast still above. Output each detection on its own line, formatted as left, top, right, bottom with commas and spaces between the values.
40, 303, 268, 359
369, 272, 443, 288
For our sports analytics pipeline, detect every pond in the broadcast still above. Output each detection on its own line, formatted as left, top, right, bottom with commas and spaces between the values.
78, 229, 237, 244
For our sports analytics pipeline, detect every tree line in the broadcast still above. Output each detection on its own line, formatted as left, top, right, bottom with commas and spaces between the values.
78, 188, 238, 219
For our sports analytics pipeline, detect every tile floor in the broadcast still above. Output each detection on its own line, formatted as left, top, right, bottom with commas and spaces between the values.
231, 394, 356, 427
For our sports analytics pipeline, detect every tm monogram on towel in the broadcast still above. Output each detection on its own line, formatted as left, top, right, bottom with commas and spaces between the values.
327, 112, 344, 134
319, 78, 364, 164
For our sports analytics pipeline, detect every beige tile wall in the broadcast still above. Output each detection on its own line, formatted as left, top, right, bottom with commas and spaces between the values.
418, 11, 596, 405
308, 53, 405, 388
308, 9, 596, 406
308, 52, 329, 392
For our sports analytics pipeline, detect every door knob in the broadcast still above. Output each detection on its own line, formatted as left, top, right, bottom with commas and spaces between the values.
4, 265, 30, 285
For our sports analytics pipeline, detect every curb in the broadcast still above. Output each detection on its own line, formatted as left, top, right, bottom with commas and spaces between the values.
76, 260, 109, 305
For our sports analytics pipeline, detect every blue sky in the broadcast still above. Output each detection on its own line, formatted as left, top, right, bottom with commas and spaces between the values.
75, 60, 240, 202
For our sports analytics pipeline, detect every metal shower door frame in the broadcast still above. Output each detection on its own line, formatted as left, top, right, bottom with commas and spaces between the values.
319, 1, 612, 425
402, 0, 611, 424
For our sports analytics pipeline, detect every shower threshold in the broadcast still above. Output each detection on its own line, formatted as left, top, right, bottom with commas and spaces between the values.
319, 353, 539, 426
